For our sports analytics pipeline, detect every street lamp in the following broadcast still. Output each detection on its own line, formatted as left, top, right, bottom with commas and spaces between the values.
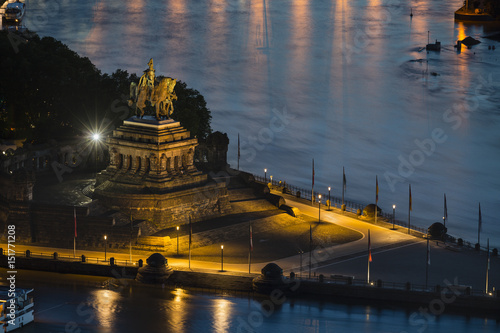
442, 216, 445, 227
264, 169, 267, 183
176, 226, 179, 255
270, 175, 273, 186
104, 235, 107, 262
318, 194, 322, 223
220, 245, 224, 272
328, 187, 331, 210
392, 205, 396, 229
92, 133, 101, 173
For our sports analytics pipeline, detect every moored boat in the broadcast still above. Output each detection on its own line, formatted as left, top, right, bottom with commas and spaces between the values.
0, 286, 34, 332
455, 5, 495, 21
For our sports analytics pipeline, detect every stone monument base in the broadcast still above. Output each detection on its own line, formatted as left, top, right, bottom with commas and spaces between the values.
93, 116, 230, 234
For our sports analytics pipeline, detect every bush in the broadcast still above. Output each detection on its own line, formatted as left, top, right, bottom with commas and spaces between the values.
457, 238, 464, 246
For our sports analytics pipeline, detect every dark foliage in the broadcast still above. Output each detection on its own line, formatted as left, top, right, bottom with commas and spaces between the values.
171, 80, 212, 140
0, 31, 211, 143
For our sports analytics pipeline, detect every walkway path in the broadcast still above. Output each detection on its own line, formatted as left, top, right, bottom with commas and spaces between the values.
2, 192, 498, 290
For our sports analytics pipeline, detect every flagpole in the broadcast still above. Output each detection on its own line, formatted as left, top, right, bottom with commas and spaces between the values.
486, 238, 490, 294
478, 203, 481, 246
443, 193, 447, 228
342, 167, 345, 208
129, 212, 133, 263
367, 229, 371, 284
311, 159, 314, 205
248, 224, 253, 274
309, 223, 312, 279
375, 176, 378, 225
408, 184, 412, 234
189, 216, 192, 269
237, 133, 240, 171
73, 206, 76, 258
426, 237, 430, 289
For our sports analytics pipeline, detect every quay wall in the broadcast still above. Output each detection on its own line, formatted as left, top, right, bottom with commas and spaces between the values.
1, 254, 499, 315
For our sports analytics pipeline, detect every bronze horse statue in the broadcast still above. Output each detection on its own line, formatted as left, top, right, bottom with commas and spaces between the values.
129, 77, 177, 120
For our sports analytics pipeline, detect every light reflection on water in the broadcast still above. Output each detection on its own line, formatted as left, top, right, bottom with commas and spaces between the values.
29, 281, 499, 333
24, 0, 500, 247
91, 289, 120, 330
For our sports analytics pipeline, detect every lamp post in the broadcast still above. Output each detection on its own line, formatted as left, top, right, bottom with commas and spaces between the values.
92, 133, 100, 174
104, 235, 107, 262
270, 175, 273, 186
328, 187, 331, 210
176, 226, 179, 255
442, 216, 445, 227
392, 205, 396, 229
220, 245, 224, 271
264, 168, 267, 183
318, 194, 322, 223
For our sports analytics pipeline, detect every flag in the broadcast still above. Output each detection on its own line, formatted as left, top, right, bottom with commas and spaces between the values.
368, 229, 372, 262
74, 207, 77, 238
409, 184, 412, 211
427, 239, 431, 265
189, 216, 192, 246
478, 203, 482, 232
312, 159, 315, 187
444, 193, 448, 220
343, 167, 346, 192
375, 176, 379, 203
249, 224, 253, 251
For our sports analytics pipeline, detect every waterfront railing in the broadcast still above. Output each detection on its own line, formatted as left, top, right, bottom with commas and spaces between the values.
253, 174, 488, 251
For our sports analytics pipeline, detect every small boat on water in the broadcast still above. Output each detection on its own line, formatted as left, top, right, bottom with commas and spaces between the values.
455, 5, 495, 21
426, 39, 441, 52
0, 286, 34, 331
2, 1, 26, 24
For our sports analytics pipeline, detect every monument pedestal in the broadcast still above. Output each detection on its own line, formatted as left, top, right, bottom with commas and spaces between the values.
94, 117, 230, 233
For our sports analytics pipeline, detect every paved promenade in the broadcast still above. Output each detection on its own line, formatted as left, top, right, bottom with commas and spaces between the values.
2, 193, 498, 292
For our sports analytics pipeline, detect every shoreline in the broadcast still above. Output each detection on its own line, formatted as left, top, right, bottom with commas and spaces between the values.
1, 261, 499, 319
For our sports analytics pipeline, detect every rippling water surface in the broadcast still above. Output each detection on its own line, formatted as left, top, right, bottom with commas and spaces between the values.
22, 0, 500, 247
22, 277, 499, 333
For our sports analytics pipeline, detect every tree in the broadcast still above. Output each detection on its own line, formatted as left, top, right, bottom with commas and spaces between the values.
0, 31, 212, 143
171, 80, 212, 140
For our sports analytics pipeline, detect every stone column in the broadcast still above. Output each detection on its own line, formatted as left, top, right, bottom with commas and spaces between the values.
166, 157, 172, 174
149, 153, 159, 173
139, 155, 149, 174
109, 148, 119, 169
131, 155, 139, 172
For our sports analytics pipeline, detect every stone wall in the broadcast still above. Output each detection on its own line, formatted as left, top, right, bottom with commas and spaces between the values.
98, 181, 231, 235
0, 200, 139, 250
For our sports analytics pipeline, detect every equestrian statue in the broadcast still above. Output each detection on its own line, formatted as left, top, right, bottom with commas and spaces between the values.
129, 59, 178, 120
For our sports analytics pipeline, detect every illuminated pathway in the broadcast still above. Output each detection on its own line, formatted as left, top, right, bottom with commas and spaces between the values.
2, 195, 498, 289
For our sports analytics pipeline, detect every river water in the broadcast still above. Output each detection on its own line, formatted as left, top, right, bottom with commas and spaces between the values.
12, 1, 500, 330
23, 0, 500, 246
9, 270, 500, 333
23, 0, 500, 248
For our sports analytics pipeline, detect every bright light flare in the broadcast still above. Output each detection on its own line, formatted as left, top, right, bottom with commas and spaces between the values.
93, 133, 101, 141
